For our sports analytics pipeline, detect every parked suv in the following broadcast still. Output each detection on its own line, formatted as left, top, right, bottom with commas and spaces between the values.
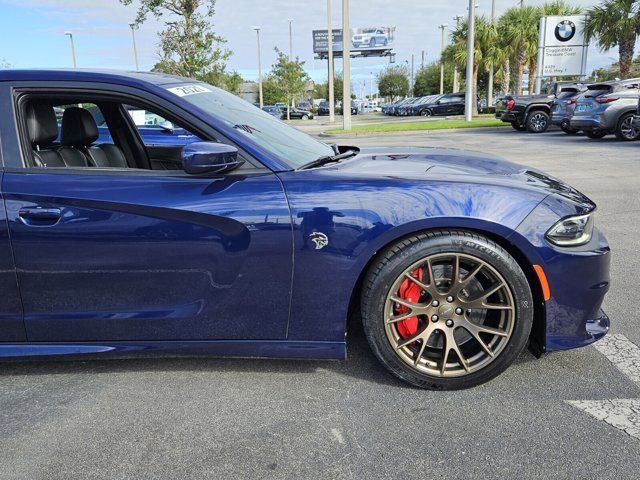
570, 79, 640, 140
550, 85, 587, 134
351, 28, 389, 48
414, 93, 468, 117
317, 100, 331, 116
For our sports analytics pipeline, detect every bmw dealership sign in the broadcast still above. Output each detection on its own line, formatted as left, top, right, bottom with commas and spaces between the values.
538, 15, 589, 77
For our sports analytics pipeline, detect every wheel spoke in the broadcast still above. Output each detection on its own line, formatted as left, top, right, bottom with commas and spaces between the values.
464, 281, 504, 305
459, 323, 495, 357
449, 255, 460, 292
444, 330, 469, 373
396, 331, 422, 350
413, 339, 428, 367
451, 263, 483, 295
389, 296, 418, 310
402, 272, 436, 296
386, 311, 417, 325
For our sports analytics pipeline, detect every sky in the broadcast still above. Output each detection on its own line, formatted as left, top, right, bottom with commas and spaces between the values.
0, 0, 629, 86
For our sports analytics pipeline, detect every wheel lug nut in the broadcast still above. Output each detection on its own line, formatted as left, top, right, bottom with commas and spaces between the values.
446, 295, 454, 303
455, 307, 463, 315
431, 315, 439, 322
431, 300, 439, 307
445, 319, 454, 328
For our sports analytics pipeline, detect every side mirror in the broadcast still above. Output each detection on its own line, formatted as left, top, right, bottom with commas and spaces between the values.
159, 120, 175, 133
182, 142, 243, 174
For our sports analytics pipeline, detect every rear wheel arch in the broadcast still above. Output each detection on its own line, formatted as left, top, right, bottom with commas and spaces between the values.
346, 226, 546, 353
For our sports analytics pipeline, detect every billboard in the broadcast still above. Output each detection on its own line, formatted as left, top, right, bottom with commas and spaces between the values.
313, 27, 395, 57
538, 15, 589, 77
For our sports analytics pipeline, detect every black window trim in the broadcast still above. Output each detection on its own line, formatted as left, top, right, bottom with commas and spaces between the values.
6, 81, 266, 174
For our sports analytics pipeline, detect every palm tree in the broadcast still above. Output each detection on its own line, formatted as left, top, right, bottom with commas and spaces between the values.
448, 16, 499, 115
585, 0, 640, 78
498, 6, 539, 95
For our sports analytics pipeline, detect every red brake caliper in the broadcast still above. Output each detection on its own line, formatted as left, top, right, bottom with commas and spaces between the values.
395, 268, 424, 339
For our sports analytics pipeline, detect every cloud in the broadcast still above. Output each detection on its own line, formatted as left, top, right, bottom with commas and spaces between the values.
0, 0, 623, 79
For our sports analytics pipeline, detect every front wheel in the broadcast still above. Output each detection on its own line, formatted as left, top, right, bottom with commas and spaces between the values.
361, 230, 533, 390
526, 110, 550, 133
421, 109, 432, 117
615, 113, 640, 141
302, 114, 309, 120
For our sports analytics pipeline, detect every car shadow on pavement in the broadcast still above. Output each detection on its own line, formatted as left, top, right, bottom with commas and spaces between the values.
0, 316, 538, 390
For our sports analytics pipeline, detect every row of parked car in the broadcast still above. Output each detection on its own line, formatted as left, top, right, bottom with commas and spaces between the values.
495, 79, 640, 141
261, 105, 315, 120
381, 93, 476, 117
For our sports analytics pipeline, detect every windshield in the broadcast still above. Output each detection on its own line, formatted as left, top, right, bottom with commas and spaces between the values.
165, 83, 334, 168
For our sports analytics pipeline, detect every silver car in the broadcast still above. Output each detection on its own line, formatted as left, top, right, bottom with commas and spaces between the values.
570, 79, 640, 141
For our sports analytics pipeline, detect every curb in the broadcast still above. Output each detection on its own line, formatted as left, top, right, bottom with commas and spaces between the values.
319, 125, 509, 137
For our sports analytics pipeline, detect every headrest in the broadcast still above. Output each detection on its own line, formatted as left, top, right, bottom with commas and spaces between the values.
61, 107, 99, 147
26, 103, 59, 146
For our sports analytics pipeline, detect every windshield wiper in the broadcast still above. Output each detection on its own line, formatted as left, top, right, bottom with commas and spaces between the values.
298, 149, 359, 170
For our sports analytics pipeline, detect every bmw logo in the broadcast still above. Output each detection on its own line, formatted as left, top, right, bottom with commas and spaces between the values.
554, 20, 576, 42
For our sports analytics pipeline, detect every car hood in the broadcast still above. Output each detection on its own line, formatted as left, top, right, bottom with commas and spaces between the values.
329, 147, 594, 208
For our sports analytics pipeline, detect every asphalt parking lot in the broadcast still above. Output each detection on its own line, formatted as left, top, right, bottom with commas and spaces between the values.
1, 128, 639, 479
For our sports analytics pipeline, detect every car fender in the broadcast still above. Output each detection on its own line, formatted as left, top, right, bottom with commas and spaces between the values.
524, 103, 551, 116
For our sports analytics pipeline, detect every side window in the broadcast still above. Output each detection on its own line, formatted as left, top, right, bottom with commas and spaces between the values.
123, 106, 200, 147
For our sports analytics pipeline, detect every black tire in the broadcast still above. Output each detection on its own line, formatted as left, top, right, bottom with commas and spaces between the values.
302, 114, 309, 120
421, 109, 433, 117
614, 113, 640, 141
511, 123, 526, 131
586, 130, 606, 139
561, 123, 580, 135
525, 110, 550, 133
361, 230, 534, 390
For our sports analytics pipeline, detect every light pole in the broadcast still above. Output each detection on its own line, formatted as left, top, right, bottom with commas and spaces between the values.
327, 0, 335, 122
129, 23, 139, 71
438, 24, 448, 95
464, 0, 475, 122
342, 0, 351, 131
288, 18, 293, 59
253, 26, 263, 108
452, 15, 463, 92
487, 0, 496, 108
64, 31, 77, 68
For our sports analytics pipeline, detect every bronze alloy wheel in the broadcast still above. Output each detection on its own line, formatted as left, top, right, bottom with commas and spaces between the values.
383, 253, 515, 378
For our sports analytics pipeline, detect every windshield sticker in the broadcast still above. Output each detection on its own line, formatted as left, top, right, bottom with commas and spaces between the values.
167, 85, 211, 97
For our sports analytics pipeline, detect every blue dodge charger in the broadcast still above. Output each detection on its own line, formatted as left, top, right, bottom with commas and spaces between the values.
0, 70, 610, 389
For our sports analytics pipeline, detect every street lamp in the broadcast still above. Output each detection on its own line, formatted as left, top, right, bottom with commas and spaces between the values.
465, 0, 475, 122
64, 31, 77, 68
342, 0, 351, 131
288, 19, 293, 59
438, 24, 448, 95
129, 23, 139, 71
327, 0, 335, 122
253, 26, 263, 108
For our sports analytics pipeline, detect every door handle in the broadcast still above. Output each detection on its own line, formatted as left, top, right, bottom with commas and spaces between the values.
18, 207, 62, 225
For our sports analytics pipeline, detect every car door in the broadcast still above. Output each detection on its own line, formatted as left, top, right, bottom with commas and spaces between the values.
0, 86, 293, 343
0, 173, 26, 342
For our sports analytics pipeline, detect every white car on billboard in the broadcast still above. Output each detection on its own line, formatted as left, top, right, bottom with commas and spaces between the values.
351, 28, 391, 49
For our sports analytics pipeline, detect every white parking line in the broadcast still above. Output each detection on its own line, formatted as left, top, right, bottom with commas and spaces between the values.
567, 399, 640, 440
567, 334, 640, 440
593, 334, 640, 383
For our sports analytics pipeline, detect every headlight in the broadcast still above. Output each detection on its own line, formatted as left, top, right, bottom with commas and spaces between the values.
546, 213, 595, 247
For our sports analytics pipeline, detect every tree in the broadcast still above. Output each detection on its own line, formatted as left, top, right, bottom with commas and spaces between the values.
377, 65, 410, 101
413, 62, 453, 96
448, 16, 498, 115
585, 0, 640, 78
120, 0, 231, 79
200, 69, 244, 95
269, 48, 310, 119
313, 72, 345, 103
498, 6, 540, 95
